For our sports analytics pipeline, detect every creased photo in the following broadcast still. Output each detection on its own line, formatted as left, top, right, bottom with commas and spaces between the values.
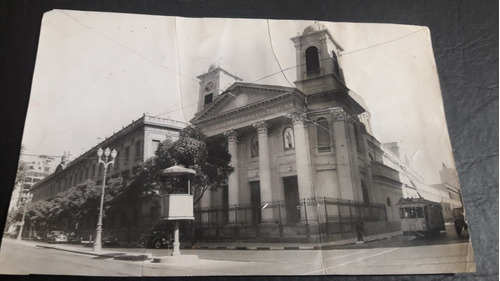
0, 10, 475, 276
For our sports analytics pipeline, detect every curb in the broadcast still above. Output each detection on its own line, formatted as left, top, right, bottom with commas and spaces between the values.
184, 245, 321, 251
34, 233, 399, 256
36, 244, 103, 257
36, 244, 151, 261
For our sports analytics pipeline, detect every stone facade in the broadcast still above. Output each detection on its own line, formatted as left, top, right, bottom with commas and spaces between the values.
27, 115, 184, 243
191, 23, 404, 242
31, 115, 183, 202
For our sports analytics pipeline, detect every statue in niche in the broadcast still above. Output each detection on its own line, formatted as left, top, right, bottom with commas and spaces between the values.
251, 135, 259, 157
283, 127, 295, 149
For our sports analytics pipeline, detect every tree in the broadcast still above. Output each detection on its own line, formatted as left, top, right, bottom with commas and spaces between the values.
22, 179, 125, 232
132, 125, 233, 204
14, 145, 27, 186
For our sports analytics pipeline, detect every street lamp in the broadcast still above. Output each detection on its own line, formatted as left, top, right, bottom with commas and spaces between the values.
94, 147, 117, 252
17, 192, 32, 241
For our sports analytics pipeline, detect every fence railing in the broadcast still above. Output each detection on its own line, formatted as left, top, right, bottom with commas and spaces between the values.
194, 197, 387, 240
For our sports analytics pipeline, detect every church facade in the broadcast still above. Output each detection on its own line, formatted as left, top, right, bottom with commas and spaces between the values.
190, 23, 404, 242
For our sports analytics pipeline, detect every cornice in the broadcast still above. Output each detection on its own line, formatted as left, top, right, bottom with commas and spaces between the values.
192, 91, 305, 126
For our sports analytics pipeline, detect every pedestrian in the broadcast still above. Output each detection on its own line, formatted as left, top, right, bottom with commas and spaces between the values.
356, 220, 364, 241
462, 221, 469, 237
454, 218, 463, 238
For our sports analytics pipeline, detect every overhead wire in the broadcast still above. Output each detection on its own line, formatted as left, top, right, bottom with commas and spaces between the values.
59, 10, 199, 83
45, 14, 428, 165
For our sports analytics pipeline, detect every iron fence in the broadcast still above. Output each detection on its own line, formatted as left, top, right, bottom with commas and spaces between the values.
194, 197, 387, 240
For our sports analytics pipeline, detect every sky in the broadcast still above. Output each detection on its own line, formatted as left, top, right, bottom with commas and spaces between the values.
21, 10, 455, 184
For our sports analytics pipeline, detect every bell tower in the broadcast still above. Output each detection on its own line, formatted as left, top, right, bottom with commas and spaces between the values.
291, 22, 346, 96
197, 64, 242, 112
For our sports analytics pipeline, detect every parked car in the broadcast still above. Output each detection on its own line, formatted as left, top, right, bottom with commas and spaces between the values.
46, 231, 68, 243
4, 230, 18, 239
138, 223, 174, 249
67, 232, 82, 244
79, 232, 118, 247
101, 232, 118, 246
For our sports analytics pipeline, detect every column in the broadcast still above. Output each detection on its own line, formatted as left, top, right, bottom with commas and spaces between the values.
200, 188, 211, 225
290, 114, 314, 199
330, 107, 355, 200
252, 121, 273, 223
223, 129, 239, 224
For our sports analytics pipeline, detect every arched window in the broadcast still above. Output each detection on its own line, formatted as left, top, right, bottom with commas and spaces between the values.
306, 46, 320, 76
386, 197, 392, 206
361, 180, 370, 204
283, 127, 295, 150
316, 117, 331, 152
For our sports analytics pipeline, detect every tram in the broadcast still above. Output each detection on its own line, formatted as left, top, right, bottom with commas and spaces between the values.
398, 197, 445, 237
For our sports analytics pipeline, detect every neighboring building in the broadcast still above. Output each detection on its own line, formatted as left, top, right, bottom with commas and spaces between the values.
5, 154, 59, 234
439, 163, 463, 210
30, 115, 183, 202
430, 164, 463, 221
190, 23, 404, 242
27, 115, 184, 242
16, 155, 59, 206
382, 143, 462, 222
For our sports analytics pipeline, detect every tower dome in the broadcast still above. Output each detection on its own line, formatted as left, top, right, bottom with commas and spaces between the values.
302, 22, 326, 35
208, 63, 218, 72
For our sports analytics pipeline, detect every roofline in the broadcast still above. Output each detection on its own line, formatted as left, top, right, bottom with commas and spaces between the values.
30, 114, 186, 192
190, 82, 303, 123
226, 82, 298, 93
196, 66, 243, 81
291, 28, 344, 52
191, 90, 305, 126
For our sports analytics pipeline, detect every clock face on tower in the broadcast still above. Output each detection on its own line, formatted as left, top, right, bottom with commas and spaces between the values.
204, 82, 214, 92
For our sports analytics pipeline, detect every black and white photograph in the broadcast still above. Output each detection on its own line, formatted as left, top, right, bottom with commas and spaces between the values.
0, 8, 487, 277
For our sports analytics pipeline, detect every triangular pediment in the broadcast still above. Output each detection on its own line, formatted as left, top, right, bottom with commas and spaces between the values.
190, 82, 299, 124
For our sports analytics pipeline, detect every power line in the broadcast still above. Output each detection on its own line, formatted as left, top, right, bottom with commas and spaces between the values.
338, 28, 427, 57
266, 20, 295, 87
43, 15, 428, 162
60, 10, 199, 83
59, 13, 426, 124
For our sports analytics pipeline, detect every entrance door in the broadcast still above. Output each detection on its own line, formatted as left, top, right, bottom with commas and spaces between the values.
250, 181, 261, 225
283, 176, 301, 224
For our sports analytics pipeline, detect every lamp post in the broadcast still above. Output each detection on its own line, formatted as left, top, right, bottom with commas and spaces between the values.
17, 192, 32, 241
94, 147, 117, 252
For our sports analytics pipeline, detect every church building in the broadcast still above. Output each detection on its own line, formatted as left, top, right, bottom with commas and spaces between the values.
190, 23, 404, 242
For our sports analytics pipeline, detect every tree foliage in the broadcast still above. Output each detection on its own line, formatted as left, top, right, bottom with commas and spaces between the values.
23, 179, 125, 229
15, 126, 232, 229
132, 125, 233, 204
15, 145, 27, 186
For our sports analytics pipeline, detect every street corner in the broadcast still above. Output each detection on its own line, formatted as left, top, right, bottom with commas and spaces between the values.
152, 254, 199, 264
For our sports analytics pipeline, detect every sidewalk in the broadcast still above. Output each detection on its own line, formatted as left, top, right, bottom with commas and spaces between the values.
190, 230, 403, 250
5, 230, 403, 262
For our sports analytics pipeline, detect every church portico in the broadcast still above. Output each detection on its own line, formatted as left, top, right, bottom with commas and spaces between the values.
191, 23, 404, 242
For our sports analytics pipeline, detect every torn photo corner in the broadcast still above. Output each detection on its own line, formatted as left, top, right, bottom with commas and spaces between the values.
1, 10, 475, 276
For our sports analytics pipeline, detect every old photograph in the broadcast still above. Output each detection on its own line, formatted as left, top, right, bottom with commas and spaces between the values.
0, 10, 476, 276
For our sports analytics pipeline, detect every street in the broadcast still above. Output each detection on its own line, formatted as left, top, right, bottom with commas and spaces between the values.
0, 225, 475, 276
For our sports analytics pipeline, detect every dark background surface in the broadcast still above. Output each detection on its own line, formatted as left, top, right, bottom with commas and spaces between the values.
0, 0, 497, 280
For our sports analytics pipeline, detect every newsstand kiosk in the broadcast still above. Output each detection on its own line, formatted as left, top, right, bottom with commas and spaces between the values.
159, 165, 195, 256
